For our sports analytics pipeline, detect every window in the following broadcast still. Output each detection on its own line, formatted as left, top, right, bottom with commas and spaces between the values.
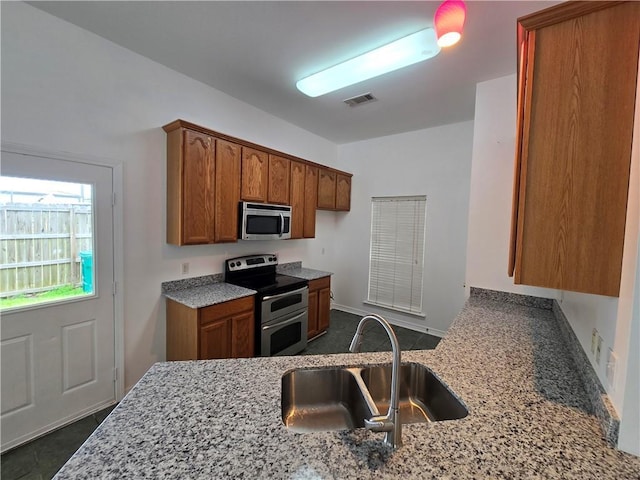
0, 176, 94, 310
367, 195, 426, 315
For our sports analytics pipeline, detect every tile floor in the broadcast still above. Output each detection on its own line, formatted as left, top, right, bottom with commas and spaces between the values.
1, 310, 439, 479
301, 309, 440, 355
0, 406, 116, 480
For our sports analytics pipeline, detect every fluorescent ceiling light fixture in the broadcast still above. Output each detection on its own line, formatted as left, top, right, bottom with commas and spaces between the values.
296, 28, 440, 98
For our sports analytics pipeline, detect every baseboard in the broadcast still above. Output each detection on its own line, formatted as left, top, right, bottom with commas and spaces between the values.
331, 303, 447, 338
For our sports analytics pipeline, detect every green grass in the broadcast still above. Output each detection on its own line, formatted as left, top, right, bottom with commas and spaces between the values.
0, 285, 89, 309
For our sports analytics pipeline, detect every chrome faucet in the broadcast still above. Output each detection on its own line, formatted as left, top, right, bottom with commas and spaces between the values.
349, 314, 402, 449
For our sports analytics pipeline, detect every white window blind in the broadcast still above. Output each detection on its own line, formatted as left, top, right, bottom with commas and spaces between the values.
367, 195, 426, 315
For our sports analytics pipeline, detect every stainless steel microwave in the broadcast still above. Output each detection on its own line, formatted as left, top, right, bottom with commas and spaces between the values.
239, 202, 292, 240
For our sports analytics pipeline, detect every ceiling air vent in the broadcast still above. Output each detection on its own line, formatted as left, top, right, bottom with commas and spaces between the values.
343, 93, 377, 107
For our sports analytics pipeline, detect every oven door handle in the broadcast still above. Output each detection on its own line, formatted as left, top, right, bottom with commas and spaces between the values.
262, 286, 308, 302
262, 311, 306, 332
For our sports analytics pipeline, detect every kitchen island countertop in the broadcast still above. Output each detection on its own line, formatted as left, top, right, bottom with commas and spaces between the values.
54, 292, 640, 479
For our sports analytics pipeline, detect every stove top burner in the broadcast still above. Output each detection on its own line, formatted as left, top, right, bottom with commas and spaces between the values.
229, 273, 307, 296
224, 254, 308, 297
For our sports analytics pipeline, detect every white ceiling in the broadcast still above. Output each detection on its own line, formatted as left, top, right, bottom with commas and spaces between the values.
28, 1, 558, 144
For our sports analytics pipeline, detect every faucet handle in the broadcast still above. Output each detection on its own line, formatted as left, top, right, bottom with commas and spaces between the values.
364, 415, 394, 432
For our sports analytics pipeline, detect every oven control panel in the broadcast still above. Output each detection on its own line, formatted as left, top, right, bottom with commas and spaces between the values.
226, 254, 277, 272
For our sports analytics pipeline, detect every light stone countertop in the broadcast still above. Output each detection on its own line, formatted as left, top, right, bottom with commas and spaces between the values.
162, 282, 256, 309
277, 263, 333, 281
161, 264, 331, 309
54, 294, 640, 479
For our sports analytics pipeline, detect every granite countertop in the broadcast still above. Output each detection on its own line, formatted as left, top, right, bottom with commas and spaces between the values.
163, 283, 256, 309
162, 263, 331, 309
54, 294, 640, 479
277, 263, 333, 281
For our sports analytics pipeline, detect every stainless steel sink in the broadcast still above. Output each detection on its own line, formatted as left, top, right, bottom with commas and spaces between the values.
360, 363, 468, 424
281, 367, 376, 432
281, 363, 466, 432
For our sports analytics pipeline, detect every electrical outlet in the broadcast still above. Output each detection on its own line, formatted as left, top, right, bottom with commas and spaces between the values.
591, 329, 598, 354
606, 348, 617, 389
595, 335, 603, 364
181, 262, 189, 275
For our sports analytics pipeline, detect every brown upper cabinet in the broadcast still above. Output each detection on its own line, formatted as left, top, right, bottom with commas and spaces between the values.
164, 119, 351, 244
267, 155, 291, 205
318, 168, 352, 211
303, 165, 318, 238
317, 169, 336, 210
509, 1, 640, 297
164, 122, 241, 245
289, 161, 306, 239
214, 140, 241, 243
336, 174, 351, 211
241, 147, 268, 202
165, 127, 216, 245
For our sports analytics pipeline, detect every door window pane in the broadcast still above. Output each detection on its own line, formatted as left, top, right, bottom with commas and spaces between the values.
0, 177, 94, 310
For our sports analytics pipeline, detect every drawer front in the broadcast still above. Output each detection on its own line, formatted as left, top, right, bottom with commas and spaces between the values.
308, 276, 330, 292
200, 296, 255, 325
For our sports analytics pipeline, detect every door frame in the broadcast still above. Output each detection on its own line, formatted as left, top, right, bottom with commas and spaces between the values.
1, 141, 125, 403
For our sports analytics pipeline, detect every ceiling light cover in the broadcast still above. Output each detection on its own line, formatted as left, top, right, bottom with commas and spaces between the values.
434, 0, 467, 48
296, 28, 440, 97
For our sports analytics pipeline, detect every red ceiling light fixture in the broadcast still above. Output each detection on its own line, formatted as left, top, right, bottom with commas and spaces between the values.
434, 0, 467, 47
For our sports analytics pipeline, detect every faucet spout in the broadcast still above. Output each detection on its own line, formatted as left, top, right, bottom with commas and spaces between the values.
349, 314, 402, 449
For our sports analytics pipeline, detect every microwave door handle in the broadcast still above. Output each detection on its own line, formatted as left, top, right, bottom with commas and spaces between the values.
279, 213, 284, 237
262, 286, 308, 302
262, 311, 306, 331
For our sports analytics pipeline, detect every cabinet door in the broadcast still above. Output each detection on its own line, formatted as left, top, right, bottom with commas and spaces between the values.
268, 155, 290, 205
231, 311, 255, 358
241, 147, 268, 202
303, 165, 318, 238
214, 139, 241, 243
335, 174, 351, 211
200, 318, 230, 360
318, 287, 331, 332
289, 161, 305, 239
309, 276, 331, 335
307, 289, 319, 339
511, 2, 640, 296
182, 129, 215, 244
317, 169, 336, 210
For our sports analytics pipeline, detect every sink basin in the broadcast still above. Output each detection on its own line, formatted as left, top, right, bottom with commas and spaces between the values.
281, 367, 376, 432
360, 363, 468, 423
281, 363, 467, 432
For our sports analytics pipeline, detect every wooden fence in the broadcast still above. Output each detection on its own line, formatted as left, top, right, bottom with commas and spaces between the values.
0, 204, 92, 297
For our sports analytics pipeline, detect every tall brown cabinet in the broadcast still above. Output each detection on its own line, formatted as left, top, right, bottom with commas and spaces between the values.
509, 1, 640, 297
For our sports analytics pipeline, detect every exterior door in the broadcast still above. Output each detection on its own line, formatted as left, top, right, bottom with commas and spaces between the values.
1, 152, 116, 452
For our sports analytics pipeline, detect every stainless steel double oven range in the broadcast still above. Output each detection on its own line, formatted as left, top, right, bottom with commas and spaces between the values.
225, 254, 308, 357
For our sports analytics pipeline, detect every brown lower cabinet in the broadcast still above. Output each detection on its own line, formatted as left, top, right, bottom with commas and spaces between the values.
166, 296, 255, 360
307, 276, 331, 339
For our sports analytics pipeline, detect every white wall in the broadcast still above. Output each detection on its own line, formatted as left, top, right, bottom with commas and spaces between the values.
467, 74, 640, 455
465, 74, 558, 300
1, 2, 338, 389
333, 122, 474, 336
